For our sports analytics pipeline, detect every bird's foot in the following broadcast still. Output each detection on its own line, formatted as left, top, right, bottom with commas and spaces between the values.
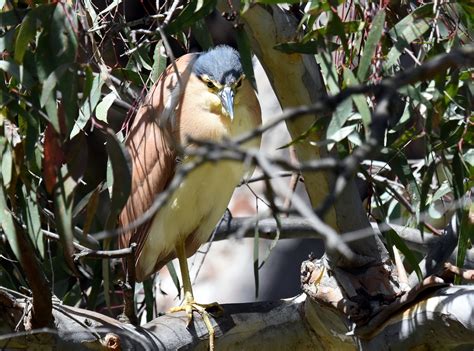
169, 297, 223, 350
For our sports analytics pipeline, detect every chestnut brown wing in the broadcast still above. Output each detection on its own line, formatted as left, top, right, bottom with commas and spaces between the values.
118, 54, 198, 269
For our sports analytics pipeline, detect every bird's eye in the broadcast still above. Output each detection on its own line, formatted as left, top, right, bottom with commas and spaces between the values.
235, 79, 242, 89
207, 81, 215, 89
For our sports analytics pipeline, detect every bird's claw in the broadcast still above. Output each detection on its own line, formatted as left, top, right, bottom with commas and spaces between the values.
169, 301, 223, 350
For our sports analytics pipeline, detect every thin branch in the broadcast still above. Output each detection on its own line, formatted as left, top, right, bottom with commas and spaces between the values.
90, 147, 340, 242
444, 262, 474, 281
42, 230, 134, 259
15, 225, 52, 328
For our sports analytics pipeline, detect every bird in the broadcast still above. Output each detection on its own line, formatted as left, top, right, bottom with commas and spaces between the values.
118, 45, 261, 347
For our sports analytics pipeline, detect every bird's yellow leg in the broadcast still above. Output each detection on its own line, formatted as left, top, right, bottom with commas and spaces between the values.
169, 240, 221, 350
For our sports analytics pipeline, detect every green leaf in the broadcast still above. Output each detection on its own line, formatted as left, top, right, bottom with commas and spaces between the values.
13, 4, 55, 64
21, 184, 44, 258
131, 44, 153, 71
383, 4, 433, 71
13, 9, 36, 64
419, 160, 436, 237
317, 51, 339, 93
95, 92, 116, 123
305, 21, 364, 40
150, 41, 167, 84
102, 247, 112, 312
455, 203, 474, 284
274, 40, 330, 54
143, 278, 154, 322
63, 282, 82, 306
53, 164, 79, 275
0, 27, 16, 53
18, 109, 40, 163
236, 28, 257, 90
75, 186, 101, 238
191, 18, 213, 51
1, 142, 12, 189
343, 67, 371, 132
384, 224, 423, 282
327, 124, 357, 144
165, 0, 217, 35
104, 129, 132, 230
358, 10, 385, 81
0, 60, 34, 87
318, 52, 353, 144
40, 64, 68, 107
59, 69, 79, 134
1, 8, 28, 27
0, 174, 20, 260
71, 72, 104, 138
35, 4, 77, 80
389, 151, 421, 204
326, 10, 349, 58
167, 261, 181, 299
452, 151, 466, 200
257, 215, 281, 271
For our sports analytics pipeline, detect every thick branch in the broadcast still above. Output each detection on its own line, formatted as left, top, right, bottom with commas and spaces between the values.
1, 286, 473, 350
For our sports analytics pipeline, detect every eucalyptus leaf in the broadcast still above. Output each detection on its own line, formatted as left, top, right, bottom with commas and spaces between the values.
236, 28, 256, 90
419, 161, 436, 237
384, 224, 422, 281
0, 181, 20, 260
1, 142, 12, 189
143, 278, 154, 322
40, 64, 68, 107
95, 92, 117, 123
104, 129, 131, 230
13, 9, 36, 64
165, 0, 216, 35
455, 203, 474, 284
343, 68, 371, 132
54, 164, 79, 276
191, 19, 213, 51
72, 73, 104, 138
0, 60, 34, 88
1, 9, 28, 27
22, 185, 44, 257
384, 4, 433, 71
151, 41, 167, 84
167, 261, 181, 299
358, 10, 385, 82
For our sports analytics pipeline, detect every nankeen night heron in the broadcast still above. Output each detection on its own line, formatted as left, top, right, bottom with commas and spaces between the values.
119, 45, 261, 348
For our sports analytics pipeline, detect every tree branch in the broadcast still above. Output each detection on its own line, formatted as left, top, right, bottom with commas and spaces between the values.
15, 226, 52, 329
1, 286, 473, 350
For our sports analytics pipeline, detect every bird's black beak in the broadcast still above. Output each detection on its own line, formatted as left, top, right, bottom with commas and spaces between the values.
218, 86, 235, 121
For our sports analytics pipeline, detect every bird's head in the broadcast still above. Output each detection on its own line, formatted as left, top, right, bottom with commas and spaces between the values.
192, 46, 245, 121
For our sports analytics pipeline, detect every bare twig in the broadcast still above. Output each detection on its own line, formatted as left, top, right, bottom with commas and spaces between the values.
282, 146, 300, 213
444, 262, 474, 281
42, 230, 134, 260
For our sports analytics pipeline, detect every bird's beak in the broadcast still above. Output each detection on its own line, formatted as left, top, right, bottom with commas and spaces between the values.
218, 86, 235, 121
